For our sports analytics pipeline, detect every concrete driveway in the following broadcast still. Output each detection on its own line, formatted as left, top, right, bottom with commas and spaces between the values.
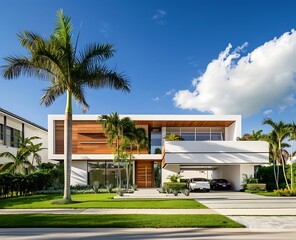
194, 191, 296, 229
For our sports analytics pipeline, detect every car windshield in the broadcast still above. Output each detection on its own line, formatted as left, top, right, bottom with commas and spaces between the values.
216, 179, 228, 183
192, 178, 207, 182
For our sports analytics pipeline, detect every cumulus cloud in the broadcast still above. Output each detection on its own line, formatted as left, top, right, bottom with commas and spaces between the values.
152, 10, 167, 25
263, 109, 273, 115
152, 97, 160, 101
166, 89, 175, 96
173, 30, 296, 117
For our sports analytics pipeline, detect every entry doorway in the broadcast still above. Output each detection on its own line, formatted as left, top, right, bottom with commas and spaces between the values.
135, 161, 154, 188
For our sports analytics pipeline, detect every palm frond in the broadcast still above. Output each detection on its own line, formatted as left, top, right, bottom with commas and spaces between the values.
79, 43, 114, 67
80, 65, 130, 93
40, 83, 65, 107
71, 86, 89, 112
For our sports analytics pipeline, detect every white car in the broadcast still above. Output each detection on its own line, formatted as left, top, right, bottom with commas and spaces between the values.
188, 178, 210, 192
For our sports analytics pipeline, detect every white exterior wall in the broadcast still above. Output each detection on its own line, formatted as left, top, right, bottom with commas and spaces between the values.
71, 161, 88, 186
162, 164, 180, 185
0, 111, 48, 164
211, 164, 254, 190
181, 170, 213, 180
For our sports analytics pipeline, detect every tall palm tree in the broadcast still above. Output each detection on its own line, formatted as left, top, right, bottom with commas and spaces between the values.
99, 113, 133, 189
30, 142, 46, 167
133, 127, 149, 154
237, 129, 263, 141
263, 118, 292, 190
1, 10, 130, 201
0, 148, 34, 174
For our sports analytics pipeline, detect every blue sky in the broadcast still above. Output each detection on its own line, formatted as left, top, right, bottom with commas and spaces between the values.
1, 0, 296, 134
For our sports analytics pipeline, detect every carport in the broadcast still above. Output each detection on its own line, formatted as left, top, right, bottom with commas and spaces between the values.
162, 140, 269, 191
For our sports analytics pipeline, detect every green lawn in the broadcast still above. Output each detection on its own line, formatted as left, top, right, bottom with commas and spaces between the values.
0, 214, 243, 228
254, 192, 277, 196
0, 193, 206, 209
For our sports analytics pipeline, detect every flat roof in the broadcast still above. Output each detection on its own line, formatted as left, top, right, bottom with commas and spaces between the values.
0, 108, 47, 132
49, 114, 240, 128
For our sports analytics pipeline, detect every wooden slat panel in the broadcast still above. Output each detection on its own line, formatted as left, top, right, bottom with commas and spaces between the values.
55, 121, 148, 154
136, 161, 153, 188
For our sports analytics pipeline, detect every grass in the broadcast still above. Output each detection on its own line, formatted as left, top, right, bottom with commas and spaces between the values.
253, 191, 277, 196
0, 214, 243, 228
0, 193, 206, 209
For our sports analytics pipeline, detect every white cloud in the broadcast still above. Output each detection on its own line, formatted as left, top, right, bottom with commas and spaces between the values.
166, 89, 175, 96
174, 30, 296, 117
152, 97, 160, 101
99, 23, 111, 37
263, 109, 273, 115
152, 9, 167, 25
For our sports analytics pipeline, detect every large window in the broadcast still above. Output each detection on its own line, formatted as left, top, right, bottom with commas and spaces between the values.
88, 161, 132, 188
150, 128, 162, 154
0, 124, 3, 144
166, 127, 224, 141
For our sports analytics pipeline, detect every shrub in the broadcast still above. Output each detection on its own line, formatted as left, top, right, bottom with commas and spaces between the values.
245, 183, 266, 192
274, 188, 296, 196
163, 182, 187, 192
167, 174, 182, 183
256, 165, 286, 190
154, 148, 162, 154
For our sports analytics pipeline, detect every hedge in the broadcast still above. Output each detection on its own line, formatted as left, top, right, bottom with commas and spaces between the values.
0, 172, 51, 198
245, 183, 266, 192
163, 182, 187, 191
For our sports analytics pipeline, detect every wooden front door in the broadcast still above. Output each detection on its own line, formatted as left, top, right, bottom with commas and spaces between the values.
136, 161, 154, 188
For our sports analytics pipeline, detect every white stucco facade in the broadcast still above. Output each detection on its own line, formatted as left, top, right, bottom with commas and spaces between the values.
48, 114, 269, 189
0, 108, 48, 165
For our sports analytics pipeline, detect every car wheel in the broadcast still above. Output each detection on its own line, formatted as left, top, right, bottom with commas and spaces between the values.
206, 189, 210, 192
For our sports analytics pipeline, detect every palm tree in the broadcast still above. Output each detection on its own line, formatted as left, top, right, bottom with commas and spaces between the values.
0, 148, 34, 174
133, 127, 149, 154
165, 133, 184, 141
30, 142, 46, 167
1, 10, 130, 201
237, 129, 263, 141
263, 118, 292, 190
99, 113, 133, 189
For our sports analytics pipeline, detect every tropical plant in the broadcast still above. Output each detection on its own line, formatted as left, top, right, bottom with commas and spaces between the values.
2, 10, 130, 201
237, 129, 263, 141
0, 148, 34, 174
167, 174, 182, 183
99, 113, 134, 189
263, 118, 292, 190
165, 133, 184, 141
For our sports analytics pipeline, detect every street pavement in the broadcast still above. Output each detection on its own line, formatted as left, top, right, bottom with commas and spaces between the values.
0, 228, 296, 240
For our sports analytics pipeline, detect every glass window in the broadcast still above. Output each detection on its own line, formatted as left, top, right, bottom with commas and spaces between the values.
88, 161, 131, 188
181, 132, 195, 141
11, 128, 20, 148
196, 132, 211, 141
0, 124, 3, 143
6, 126, 11, 147
211, 132, 223, 141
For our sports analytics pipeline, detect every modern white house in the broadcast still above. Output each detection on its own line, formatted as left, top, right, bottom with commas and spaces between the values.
48, 114, 269, 190
0, 108, 48, 165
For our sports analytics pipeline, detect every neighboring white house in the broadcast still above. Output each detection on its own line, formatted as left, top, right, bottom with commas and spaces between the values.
0, 108, 48, 165
48, 114, 269, 190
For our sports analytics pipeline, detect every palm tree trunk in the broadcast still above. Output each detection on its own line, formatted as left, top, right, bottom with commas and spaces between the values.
63, 90, 72, 201
273, 157, 279, 189
280, 148, 290, 190
116, 138, 121, 189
